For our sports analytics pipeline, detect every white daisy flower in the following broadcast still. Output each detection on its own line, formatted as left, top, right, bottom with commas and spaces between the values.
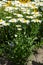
31, 19, 42, 23
15, 34, 17, 37
6, 16, 12, 19
30, 3, 38, 9
17, 28, 22, 31
33, 13, 42, 17
39, 2, 43, 6
18, 18, 30, 24
26, 9, 30, 14
13, 1, 21, 7
25, 20, 30, 24
13, 13, 17, 16
14, 6, 19, 10
26, 16, 34, 19
17, 14, 23, 17
0, 2, 2, 7
36, 2, 43, 6
31, 12, 40, 15
0, 19, 5, 25
3, 23, 10, 26
4, 6, 14, 13
16, 25, 21, 27
11, 1, 15, 6
0, 1, 5, 7
9, 18, 18, 23
34, 0, 40, 2
18, 18, 25, 23
2, 0, 7, 2
20, 7, 26, 12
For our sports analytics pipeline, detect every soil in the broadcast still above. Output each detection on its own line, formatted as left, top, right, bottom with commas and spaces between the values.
27, 48, 43, 65
0, 48, 43, 65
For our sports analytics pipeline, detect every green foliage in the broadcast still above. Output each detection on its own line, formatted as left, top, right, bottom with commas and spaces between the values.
0, 1, 43, 65
0, 22, 43, 65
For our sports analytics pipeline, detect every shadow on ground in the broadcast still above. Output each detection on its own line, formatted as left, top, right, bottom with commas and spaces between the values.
32, 61, 43, 65
0, 57, 14, 65
0, 57, 43, 65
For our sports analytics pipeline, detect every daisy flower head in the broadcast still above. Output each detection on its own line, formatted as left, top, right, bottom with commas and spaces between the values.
4, 6, 14, 13
18, 18, 30, 24
31, 19, 42, 23
17, 14, 23, 17
9, 18, 18, 23
0, 19, 5, 25
3, 23, 10, 26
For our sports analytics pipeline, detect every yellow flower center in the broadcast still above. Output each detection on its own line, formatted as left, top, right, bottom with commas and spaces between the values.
24, 19, 28, 23
35, 19, 39, 22
19, 0, 31, 3
32, 4, 35, 7
34, 8, 38, 13
0, 19, 2, 22
4, 1, 11, 7
8, 1, 11, 4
